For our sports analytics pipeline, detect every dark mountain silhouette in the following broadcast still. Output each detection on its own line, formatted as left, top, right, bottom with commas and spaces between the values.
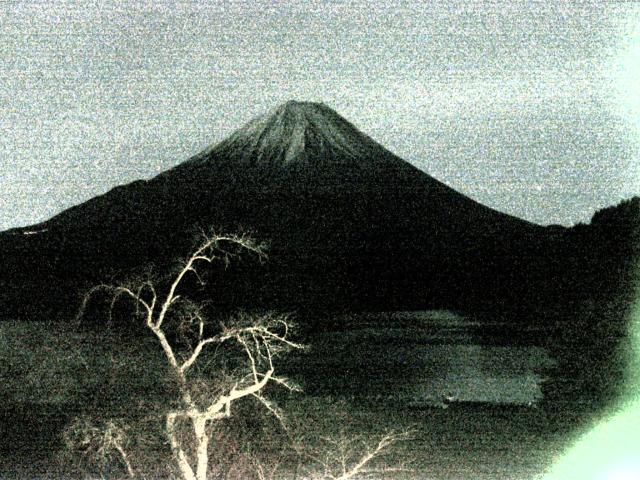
0, 101, 628, 321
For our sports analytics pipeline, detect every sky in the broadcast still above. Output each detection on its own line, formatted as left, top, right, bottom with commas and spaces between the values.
1, 0, 640, 230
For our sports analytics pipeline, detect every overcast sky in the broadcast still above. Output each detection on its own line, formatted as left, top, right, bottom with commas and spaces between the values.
1, 0, 640, 230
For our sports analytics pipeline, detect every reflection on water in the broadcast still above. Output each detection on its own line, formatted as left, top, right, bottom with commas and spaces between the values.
299, 310, 555, 406
408, 344, 552, 405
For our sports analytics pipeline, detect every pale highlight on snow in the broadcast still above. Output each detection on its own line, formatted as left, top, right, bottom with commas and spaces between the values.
205, 101, 398, 169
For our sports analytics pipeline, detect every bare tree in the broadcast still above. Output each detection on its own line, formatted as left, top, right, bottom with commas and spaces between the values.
298, 430, 413, 480
63, 416, 136, 479
73, 233, 304, 480
69, 232, 414, 480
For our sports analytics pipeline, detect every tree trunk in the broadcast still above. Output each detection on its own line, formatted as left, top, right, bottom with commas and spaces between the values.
167, 413, 197, 480
193, 415, 210, 480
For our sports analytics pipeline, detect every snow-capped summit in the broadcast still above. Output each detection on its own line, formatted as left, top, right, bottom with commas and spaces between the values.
189, 100, 404, 172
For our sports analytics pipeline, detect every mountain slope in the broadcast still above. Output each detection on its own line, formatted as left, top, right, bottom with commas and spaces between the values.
0, 101, 550, 319
192, 100, 396, 168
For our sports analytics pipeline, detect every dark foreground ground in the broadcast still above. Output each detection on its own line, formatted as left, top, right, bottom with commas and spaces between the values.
0, 311, 626, 479
0, 397, 594, 479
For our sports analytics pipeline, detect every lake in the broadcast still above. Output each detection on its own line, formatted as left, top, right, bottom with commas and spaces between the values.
290, 310, 555, 406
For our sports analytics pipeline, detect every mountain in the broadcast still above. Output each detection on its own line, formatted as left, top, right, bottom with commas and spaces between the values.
194, 100, 399, 169
1, 101, 554, 320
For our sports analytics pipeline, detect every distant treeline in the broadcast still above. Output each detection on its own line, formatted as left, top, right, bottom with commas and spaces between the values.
540, 196, 640, 413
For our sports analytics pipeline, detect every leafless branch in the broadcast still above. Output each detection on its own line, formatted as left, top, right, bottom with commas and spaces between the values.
72, 232, 304, 480
251, 393, 288, 430
301, 431, 414, 480
180, 336, 221, 374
